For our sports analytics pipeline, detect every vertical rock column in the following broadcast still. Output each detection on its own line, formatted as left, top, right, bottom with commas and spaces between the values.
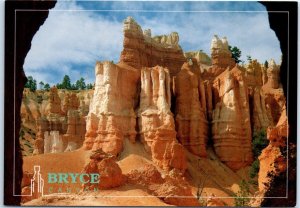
245, 60, 271, 132
210, 35, 235, 76
212, 67, 253, 170
138, 66, 187, 171
258, 108, 288, 193
174, 62, 208, 157
84, 61, 140, 155
32, 117, 49, 155
262, 59, 285, 125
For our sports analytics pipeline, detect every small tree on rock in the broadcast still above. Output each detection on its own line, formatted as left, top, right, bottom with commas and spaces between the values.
25, 76, 37, 92
228, 45, 242, 63
61, 75, 72, 90
44, 83, 50, 91
75, 77, 86, 90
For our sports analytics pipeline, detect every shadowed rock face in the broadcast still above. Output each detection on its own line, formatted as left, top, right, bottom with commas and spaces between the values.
5, 1, 57, 205
138, 66, 187, 171
174, 61, 208, 157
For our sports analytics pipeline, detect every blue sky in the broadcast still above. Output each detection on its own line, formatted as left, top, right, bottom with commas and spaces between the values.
23, 1, 282, 86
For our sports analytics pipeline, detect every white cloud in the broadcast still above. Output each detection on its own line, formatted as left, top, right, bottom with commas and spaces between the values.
24, 1, 282, 85
24, 1, 123, 85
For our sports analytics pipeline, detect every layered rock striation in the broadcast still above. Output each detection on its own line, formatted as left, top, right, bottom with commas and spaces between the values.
262, 59, 286, 126
210, 35, 235, 76
45, 86, 63, 115
22, 86, 89, 155
245, 60, 271, 132
138, 66, 187, 171
82, 17, 287, 173
258, 108, 288, 194
212, 66, 253, 170
23, 16, 288, 181
120, 16, 186, 77
84, 61, 140, 155
184, 50, 211, 65
174, 61, 208, 157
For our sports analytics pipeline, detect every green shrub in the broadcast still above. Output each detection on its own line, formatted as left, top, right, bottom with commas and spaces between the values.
252, 129, 269, 158
233, 180, 250, 207
249, 129, 269, 179
250, 159, 260, 179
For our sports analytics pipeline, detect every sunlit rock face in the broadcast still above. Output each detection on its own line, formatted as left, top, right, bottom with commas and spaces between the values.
120, 16, 186, 77
262, 59, 286, 126
84, 61, 140, 155
258, 108, 288, 194
62, 93, 80, 115
174, 61, 208, 157
245, 60, 271, 132
63, 110, 86, 152
22, 17, 287, 178
211, 66, 253, 170
210, 35, 235, 76
184, 50, 212, 65
45, 86, 63, 115
138, 66, 187, 171
266, 59, 280, 89
44, 131, 64, 153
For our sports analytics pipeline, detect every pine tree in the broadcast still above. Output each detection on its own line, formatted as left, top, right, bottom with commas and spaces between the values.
25, 76, 37, 92
61, 75, 72, 90
228, 45, 242, 63
75, 77, 86, 90
44, 83, 50, 91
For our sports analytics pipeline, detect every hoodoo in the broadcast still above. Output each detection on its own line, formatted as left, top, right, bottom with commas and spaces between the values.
21, 16, 288, 207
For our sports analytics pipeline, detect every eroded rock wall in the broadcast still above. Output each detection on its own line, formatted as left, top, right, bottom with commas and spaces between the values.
120, 16, 186, 77
84, 61, 140, 155
258, 108, 288, 194
174, 61, 208, 157
211, 66, 253, 170
138, 66, 187, 171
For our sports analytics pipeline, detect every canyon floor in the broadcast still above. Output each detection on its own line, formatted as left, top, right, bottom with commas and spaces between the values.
23, 139, 254, 206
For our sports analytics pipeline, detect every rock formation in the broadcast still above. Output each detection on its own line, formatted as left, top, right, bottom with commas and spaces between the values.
245, 59, 263, 87
32, 117, 49, 155
62, 93, 80, 114
84, 61, 140, 155
44, 131, 64, 153
245, 60, 271, 132
258, 108, 288, 194
63, 110, 86, 151
126, 164, 199, 206
265, 59, 280, 89
250, 87, 271, 132
20, 16, 290, 206
45, 86, 63, 115
120, 16, 186, 77
82, 150, 125, 190
262, 59, 285, 125
212, 66, 253, 170
174, 61, 208, 157
138, 66, 187, 171
184, 50, 211, 65
210, 35, 235, 75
